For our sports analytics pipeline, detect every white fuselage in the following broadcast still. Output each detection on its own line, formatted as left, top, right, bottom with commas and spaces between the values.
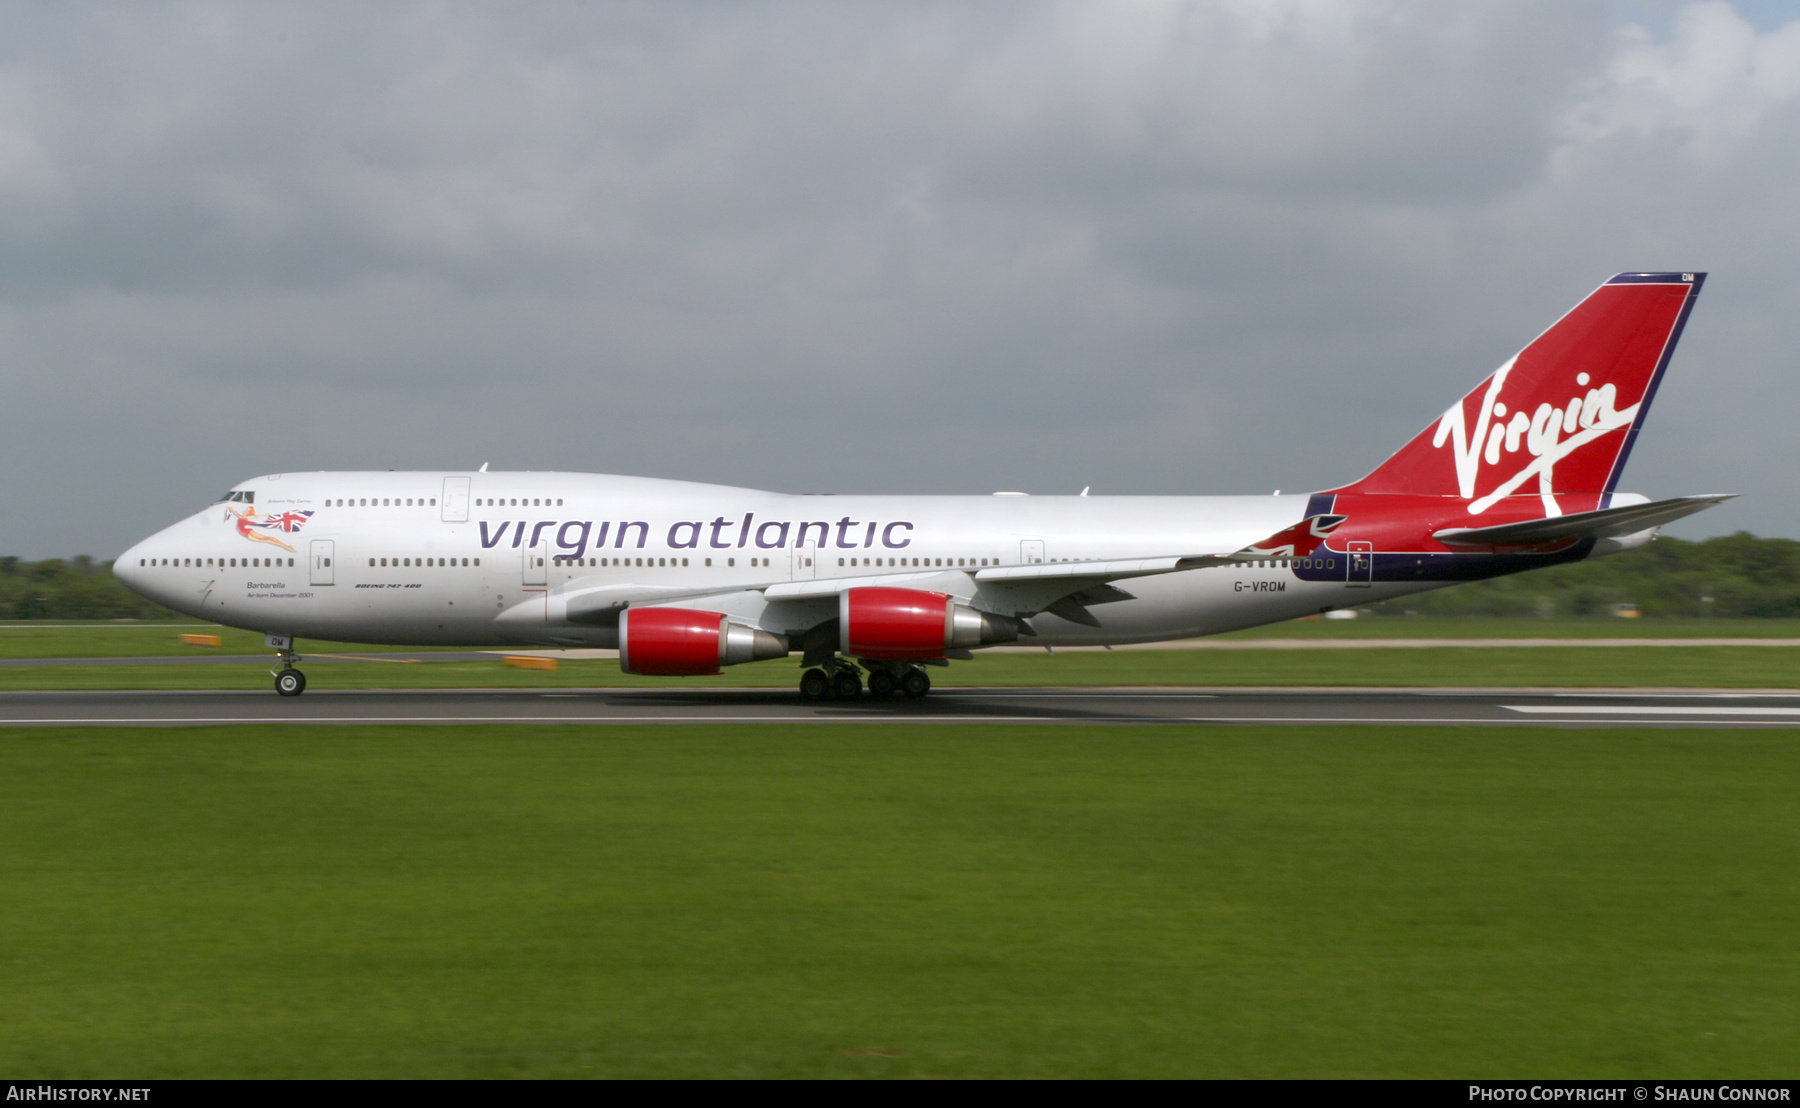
116, 471, 1486, 648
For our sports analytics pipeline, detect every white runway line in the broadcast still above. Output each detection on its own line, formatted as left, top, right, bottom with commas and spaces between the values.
5, 713, 1799, 728
1506, 705, 1800, 716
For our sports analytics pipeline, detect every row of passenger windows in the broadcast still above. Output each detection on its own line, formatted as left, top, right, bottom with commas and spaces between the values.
372, 557, 480, 567
328, 496, 565, 508
140, 556, 293, 568
1246, 558, 1334, 570
840, 556, 996, 568
332, 498, 436, 507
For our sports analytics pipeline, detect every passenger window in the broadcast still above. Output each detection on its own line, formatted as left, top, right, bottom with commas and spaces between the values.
728, 558, 735, 567
557, 499, 563, 506
474, 558, 480, 566
430, 499, 436, 506
838, 558, 845, 567
681, 558, 688, 566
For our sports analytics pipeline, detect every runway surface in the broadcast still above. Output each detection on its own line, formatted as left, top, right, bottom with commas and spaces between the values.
6, 687, 1800, 727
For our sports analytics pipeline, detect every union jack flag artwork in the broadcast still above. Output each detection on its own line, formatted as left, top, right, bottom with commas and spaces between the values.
257, 510, 315, 533
1237, 513, 1347, 559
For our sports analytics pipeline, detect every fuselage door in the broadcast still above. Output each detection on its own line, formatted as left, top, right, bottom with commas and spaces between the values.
523, 541, 548, 586
1020, 539, 1045, 564
793, 544, 818, 580
310, 539, 335, 586
1346, 541, 1373, 587
442, 477, 471, 522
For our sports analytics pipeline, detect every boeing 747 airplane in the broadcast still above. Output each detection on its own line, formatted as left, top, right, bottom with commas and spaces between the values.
115, 272, 1730, 699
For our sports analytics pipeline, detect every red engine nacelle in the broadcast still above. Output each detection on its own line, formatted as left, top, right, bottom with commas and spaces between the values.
619, 607, 788, 676
839, 587, 1019, 660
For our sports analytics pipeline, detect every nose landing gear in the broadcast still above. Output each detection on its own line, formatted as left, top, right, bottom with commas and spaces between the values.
268, 634, 306, 696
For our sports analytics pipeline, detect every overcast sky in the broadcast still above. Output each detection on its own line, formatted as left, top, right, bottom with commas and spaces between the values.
3, 1, 1797, 559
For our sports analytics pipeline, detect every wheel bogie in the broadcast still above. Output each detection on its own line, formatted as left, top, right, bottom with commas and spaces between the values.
799, 668, 832, 701
900, 667, 931, 698
800, 660, 929, 701
831, 670, 863, 699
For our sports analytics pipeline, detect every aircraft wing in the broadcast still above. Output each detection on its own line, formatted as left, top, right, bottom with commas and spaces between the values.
761, 555, 1217, 603
1433, 494, 1734, 546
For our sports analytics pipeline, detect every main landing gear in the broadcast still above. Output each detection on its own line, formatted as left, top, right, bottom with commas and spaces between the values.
268, 634, 306, 697
799, 659, 931, 701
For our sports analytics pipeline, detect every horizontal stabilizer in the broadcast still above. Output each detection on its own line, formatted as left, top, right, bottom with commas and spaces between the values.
1433, 494, 1734, 547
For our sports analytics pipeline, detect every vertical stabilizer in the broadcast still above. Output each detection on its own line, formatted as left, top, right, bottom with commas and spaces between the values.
1330, 273, 1704, 516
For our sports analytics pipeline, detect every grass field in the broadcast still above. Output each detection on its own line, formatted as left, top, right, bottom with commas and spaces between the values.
0, 621, 456, 659
1, 723, 1795, 1078
3, 645, 1798, 691
3, 618, 1799, 691
7, 616, 1800, 661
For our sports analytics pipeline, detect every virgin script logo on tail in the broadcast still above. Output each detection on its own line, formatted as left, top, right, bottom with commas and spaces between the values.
1431, 359, 1636, 517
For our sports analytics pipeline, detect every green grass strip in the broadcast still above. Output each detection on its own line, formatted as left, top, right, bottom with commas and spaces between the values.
1, 723, 1796, 1077
3, 645, 1798, 690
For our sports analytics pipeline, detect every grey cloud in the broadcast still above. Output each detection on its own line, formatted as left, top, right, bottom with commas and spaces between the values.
0, 1, 1793, 557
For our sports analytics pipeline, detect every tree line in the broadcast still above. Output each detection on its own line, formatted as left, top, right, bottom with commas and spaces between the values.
1366, 532, 1800, 618
0, 557, 175, 620
3, 531, 1799, 620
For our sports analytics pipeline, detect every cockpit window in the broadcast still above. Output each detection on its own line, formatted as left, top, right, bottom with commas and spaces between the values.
216, 490, 255, 504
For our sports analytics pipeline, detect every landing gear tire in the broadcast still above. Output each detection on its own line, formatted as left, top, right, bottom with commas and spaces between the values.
275, 668, 307, 697
900, 668, 931, 699
867, 669, 898, 699
799, 668, 832, 701
832, 670, 864, 700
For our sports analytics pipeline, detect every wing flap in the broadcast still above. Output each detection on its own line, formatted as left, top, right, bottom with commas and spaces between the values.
1433, 494, 1734, 546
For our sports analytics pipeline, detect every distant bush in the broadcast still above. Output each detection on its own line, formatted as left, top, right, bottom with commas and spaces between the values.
4, 532, 1797, 621
0, 556, 177, 620
1368, 532, 1800, 619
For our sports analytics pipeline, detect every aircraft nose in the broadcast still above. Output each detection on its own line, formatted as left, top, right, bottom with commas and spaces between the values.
112, 539, 155, 600
113, 544, 140, 587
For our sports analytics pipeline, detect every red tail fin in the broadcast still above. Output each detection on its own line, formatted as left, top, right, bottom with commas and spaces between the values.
1332, 273, 1703, 514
